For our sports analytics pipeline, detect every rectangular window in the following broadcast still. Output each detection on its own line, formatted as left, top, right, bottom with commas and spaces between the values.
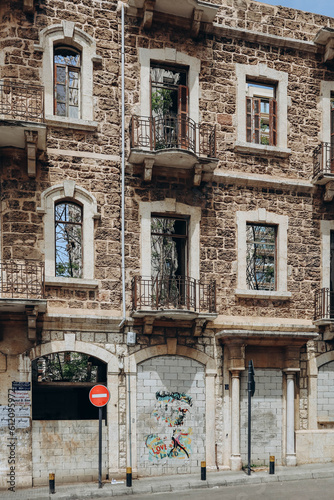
150, 63, 190, 150
151, 215, 188, 307
246, 82, 277, 146
246, 224, 276, 291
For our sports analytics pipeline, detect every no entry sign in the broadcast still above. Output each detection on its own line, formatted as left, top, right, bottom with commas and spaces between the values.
89, 385, 110, 407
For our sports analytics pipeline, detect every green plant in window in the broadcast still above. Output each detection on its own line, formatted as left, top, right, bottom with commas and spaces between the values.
151, 88, 173, 116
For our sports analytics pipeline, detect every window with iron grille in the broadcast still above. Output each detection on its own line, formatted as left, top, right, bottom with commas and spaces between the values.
246, 82, 277, 146
55, 202, 82, 278
246, 224, 276, 291
151, 216, 188, 280
54, 46, 80, 118
151, 63, 189, 150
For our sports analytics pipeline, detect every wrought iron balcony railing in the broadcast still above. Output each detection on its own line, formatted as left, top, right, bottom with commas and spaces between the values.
315, 288, 334, 321
0, 260, 45, 299
313, 142, 334, 178
0, 82, 45, 123
132, 275, 216, 314
130, 114, 217, 158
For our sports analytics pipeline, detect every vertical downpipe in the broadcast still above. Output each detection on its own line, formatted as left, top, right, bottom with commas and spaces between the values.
119, 1, 126, 330
120, 2, 132, 470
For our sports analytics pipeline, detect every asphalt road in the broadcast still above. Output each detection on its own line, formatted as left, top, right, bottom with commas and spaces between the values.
104, 477, 334, 500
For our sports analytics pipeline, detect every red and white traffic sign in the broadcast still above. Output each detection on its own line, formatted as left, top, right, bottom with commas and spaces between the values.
89, 385, 110, 407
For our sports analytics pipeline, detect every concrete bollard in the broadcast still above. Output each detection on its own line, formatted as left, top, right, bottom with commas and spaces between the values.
201, 461, 206, 480
269, 456, 275, 475
126, 467, 132, 487
49, 473, 55, 494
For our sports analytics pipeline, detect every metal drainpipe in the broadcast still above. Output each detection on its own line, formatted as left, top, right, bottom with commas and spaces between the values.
119, 1, 126, 330
118, 0, 132, 470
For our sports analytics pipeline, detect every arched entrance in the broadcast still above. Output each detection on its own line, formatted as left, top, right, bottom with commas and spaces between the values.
29, 339, 119, 486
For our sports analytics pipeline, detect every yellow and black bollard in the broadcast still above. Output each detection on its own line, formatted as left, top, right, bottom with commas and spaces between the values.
126, 467, 132, 487
269, 455, 275, 475
201, 461, 206, 481
49, 473, 55, 494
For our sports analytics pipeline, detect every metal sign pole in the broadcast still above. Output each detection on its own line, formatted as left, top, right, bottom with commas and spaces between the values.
99, 407, 102, 488
247, 360, 252, 476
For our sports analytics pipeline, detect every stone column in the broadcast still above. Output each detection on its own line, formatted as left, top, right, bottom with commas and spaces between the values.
230, 370, 242, 470
285, 372, 297, 466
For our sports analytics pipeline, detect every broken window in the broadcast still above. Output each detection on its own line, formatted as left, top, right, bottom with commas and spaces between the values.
32, 353, 107, 420
151, 63, 190, 149
246, 224, 276, 291
54, 46, 80, 118
55, 201, 82, 278
151, 216, 188, 306
246, 82, 277, 146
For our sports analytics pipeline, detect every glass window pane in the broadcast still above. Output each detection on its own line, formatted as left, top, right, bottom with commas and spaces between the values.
56, 84, 66, 102
55, 202, 82, 278
56, 102, 66, 116
246, 224, 275, 290
69, 106, 79, 119
56, 66, 66, 84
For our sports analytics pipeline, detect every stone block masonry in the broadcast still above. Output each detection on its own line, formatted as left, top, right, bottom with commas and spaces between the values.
240, 369, 283, 466
32, 420, 108, 486
136, 356, 206, 476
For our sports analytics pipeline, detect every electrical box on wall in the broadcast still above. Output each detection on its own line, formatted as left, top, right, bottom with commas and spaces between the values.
127, 331, 136, 346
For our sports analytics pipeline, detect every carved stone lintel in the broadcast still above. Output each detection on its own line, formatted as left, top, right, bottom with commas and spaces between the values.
23, 0, 34, 14
193, 163, 202, 186
26, 306, 38, 341
191, 8, 203, 37
192, 318, 206, 337
25, 130, 38, 178
143, 0, 156, 29
144, 158, 155, 182
143, 317, 154, 335
324, 181, 334, 202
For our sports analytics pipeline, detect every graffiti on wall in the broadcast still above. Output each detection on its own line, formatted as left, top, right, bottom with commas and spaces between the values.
145, 391, 193, 462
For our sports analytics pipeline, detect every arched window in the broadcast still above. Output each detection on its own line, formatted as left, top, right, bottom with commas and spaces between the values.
55, 201, 82, 278
54, 46, 81, 118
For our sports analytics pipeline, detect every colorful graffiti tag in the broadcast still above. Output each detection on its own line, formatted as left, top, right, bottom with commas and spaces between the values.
145, 391, 193, 462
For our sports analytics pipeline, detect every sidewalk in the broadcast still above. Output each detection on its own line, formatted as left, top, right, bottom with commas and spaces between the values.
2, 462, 334, 500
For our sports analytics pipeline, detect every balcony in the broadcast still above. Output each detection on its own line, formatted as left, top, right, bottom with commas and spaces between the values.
313, 142, 334, 201
128, 0, 219, 35
0, 260, 46, 313
0, 81, 46, 176
129, 114, 218, 184
131, 275, 217, 335
314, 288, 334, 324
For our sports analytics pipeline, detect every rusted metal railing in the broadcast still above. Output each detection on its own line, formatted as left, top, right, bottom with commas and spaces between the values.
0, 260, 45, 299
313, 142, 334, 178
315, 288, 334, 321
0, 82, 45, 123
130, 115, 216, 158
132, 275, 216, 313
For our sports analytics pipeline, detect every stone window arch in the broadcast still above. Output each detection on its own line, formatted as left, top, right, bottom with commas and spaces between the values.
37, 180, 99, 287
35, 21, 101, 129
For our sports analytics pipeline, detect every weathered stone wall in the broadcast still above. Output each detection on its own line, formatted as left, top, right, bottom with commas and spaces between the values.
240, 369, 283, 465
32, 420, 108, 485
136, 356, 206, 475
217, 0, 334, 41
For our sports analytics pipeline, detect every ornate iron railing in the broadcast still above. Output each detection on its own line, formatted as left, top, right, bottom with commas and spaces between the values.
130, 114, 216, 158
315, 288, 334, 321
313, 142, 334, 178
0, 82, 45, 122
0, 260, 45, 299
132, 275, 216, 313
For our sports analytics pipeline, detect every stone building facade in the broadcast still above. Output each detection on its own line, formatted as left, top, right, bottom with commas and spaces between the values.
1, 0, 334, 490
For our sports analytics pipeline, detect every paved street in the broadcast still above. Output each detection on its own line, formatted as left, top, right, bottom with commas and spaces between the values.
107, 477, 334, 500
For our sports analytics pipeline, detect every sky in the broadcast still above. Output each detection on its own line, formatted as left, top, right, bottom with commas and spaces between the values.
256, 0, 334, 18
